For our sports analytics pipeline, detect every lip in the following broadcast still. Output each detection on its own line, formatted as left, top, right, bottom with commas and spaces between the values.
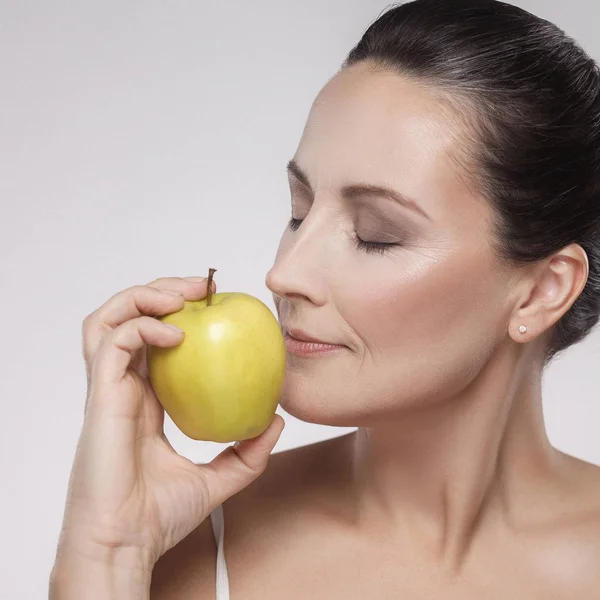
285, 327, 339, 345
283, 327, 347, 357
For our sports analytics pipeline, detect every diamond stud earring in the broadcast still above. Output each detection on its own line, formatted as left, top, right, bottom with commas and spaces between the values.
519, 325, 527, 333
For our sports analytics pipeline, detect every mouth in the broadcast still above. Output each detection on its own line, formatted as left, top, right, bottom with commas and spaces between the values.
283, 327, 347, 357
284, 327, 338, 345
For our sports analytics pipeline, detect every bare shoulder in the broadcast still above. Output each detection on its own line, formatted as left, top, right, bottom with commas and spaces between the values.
149, 433, 351, 599
556, 450, 600, 521
540, 450, 600, 591
224, 431, 353, 527
216, 432, 355, 580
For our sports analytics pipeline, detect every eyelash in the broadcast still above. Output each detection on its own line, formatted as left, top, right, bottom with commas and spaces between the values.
287, 217, 398, 255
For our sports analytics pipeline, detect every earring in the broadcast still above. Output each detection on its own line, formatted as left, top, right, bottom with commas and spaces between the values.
519, 325, 527, 333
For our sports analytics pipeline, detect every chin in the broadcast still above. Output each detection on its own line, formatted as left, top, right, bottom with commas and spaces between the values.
277, 371, 443, 428
278, 385, 367, 428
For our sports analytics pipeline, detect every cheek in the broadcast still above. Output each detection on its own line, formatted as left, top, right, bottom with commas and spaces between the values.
340, 251, 502, 364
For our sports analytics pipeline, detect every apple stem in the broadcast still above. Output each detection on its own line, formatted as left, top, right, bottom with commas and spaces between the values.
207, 268, 217, 306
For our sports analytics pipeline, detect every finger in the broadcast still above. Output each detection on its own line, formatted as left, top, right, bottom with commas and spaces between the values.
82, 277, 216, 376
132, 277, 216, 379
200, 414, 286, 512
88, 315, 185, 410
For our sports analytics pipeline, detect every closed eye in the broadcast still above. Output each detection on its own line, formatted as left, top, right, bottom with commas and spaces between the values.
287, 217, 399, 255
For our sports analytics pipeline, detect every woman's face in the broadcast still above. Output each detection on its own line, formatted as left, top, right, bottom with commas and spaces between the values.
265, 62, 517, 426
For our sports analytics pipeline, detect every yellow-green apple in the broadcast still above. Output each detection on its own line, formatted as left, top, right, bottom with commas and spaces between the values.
147, 269, 286, 442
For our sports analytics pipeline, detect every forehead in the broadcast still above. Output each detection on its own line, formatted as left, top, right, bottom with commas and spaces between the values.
294, 62, 485, 226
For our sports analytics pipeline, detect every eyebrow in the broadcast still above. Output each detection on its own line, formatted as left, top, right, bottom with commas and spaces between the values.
286, 158, 431, 221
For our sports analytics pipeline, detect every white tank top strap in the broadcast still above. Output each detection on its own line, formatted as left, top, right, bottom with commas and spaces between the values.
209, 504, 230, 600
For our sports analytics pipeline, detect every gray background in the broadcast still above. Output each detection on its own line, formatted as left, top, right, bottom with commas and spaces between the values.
1, 1, 598, 597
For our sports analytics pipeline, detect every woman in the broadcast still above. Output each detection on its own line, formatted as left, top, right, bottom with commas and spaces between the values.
50, 1, 600, 598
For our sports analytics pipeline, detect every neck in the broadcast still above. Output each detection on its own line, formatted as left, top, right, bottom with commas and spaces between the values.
343, 348, 560, 574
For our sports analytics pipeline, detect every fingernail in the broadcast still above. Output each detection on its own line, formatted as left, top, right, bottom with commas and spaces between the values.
183, 276, 207, 282
163, 323, 184, 334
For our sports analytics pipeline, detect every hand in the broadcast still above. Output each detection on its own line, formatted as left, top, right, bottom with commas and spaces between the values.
54, 276, 285, 572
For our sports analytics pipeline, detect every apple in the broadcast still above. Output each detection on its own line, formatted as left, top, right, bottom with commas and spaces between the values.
147, 268, 287, 443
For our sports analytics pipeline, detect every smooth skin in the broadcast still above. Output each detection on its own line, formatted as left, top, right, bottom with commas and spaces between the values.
53, 60, 600, 599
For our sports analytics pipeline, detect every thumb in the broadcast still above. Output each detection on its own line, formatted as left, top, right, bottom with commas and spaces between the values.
201, 414, 286, 511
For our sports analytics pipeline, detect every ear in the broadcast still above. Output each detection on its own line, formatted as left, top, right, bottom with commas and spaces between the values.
509, 243, 589, 343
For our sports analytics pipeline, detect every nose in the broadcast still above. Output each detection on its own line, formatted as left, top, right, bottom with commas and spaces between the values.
265, 212, 331, 307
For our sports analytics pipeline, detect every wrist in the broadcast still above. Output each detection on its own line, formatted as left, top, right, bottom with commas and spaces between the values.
54, 535, 155, 571
55, 516, 158, 571
50, 545, 152, 600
